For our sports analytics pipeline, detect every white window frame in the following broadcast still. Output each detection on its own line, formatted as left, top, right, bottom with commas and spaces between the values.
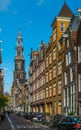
78, 74, 81, 92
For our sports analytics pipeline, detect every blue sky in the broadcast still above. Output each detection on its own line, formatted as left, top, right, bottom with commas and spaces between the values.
0, 0, 81, 93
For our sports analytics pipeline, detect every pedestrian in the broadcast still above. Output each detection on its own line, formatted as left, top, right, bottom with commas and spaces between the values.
1, 113, 5, 121
0, 114, 1, 124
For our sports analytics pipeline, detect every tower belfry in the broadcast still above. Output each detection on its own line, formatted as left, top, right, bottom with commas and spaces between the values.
16, 29, 24, 59
16, 28, 23, 44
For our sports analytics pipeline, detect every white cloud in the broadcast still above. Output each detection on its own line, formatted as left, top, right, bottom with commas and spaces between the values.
37, 0, 45, 6
0, 0, 12, 12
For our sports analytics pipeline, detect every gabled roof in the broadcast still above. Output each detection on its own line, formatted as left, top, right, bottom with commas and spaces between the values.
51, 3, 73, 27
58, 3, 73, 17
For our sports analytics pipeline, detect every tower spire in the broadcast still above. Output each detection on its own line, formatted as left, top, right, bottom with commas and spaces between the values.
16, 26, 23, 44
64, 0, 66, 4
16, 28, 24, 59
18, 25, 21, 34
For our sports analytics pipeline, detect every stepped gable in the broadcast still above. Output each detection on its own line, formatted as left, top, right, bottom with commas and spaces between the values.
58, 3, 73, 17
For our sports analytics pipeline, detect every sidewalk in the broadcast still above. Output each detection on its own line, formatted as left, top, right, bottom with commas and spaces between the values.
0, 116, 11, 130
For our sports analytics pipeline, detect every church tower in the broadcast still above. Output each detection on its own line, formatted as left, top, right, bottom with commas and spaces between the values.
14, 29, 26, 83
11, 29, 26, 111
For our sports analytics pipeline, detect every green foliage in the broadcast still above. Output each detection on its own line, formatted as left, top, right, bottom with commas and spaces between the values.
0, 94, 9, 109
68, 111, 75, 116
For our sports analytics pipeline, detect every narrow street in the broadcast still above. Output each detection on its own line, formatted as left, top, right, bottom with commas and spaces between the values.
0, 113, 58, 130
0, 2, 81, 130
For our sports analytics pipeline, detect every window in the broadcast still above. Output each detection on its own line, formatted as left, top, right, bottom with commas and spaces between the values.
49, 86, 52, 97
58, 80, 62, 94
49, 53, 52, 64
58, 101, 62, 114
58, 42, 61, 52
64, 88, 67, 106
79, 74, 81, 92
53, 47, 56, 61
70, 67, 75, 82
40, 90, 43, 99
46, 72, 49, 83
70, 85, 76, 112
60, 23, 64, 32
46, 57, 48, 68
64, 72, 68, 85
53, 65, 56, 78
49, 69, 52, 81
46, 87, 49, 98
68, 51, 71, 63
78, 46, 81, 63
53, 83, 56, 96
58, 61, 62, 75
66, 51, 72, 66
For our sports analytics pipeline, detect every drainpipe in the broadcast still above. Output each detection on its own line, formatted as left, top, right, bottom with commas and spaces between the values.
75, 46, 78, 115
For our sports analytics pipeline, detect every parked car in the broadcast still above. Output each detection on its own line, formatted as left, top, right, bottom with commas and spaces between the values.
37, 113, 46, 123
32, 113, 46, 123
57, 116, 81, 130
24, 112, 33, 120
32, 112, 40, 121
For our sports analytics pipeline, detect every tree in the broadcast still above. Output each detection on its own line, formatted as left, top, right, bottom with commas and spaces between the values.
0, 94, 9, 111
